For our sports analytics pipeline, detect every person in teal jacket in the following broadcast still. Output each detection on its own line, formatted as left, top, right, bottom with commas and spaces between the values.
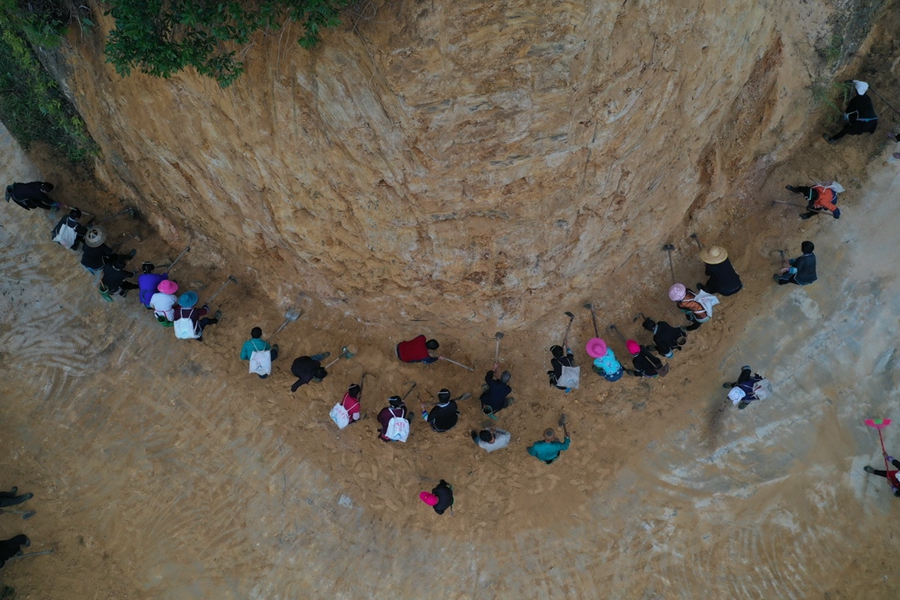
240, 327, 279, 379
527, 422, 571, 464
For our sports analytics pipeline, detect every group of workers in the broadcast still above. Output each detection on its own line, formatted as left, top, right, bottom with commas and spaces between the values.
2, 78, 889, 525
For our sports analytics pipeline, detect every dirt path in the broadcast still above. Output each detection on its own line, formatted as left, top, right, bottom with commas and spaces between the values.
3, 92, 900, 600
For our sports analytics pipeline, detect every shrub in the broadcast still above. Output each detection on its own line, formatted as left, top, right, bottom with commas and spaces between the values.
104, 0, 350, 88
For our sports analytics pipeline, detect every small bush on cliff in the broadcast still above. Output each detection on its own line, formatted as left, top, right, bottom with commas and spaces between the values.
0, 0, 97, 163
104, 0, 350, 87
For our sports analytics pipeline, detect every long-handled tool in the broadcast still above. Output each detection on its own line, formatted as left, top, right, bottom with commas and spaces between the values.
401, 381, 417, 401
771, 200, 808, 209
689, 233, 702, 251
632, 311, 647, 323
663, 244, 676, 283
90, 207, 136, 226
272, 309, 302, 337
323, 346, 356, 370
6, 548, 54, 561
562, 311, 575, 347
865, 418, 893, 480
0, 508, 35, 520
584, 303, 600, 338
206, 275, 238, 304
438, 356, 474, 371
608, 324, 626, 344
167, 246, 191, 273
494, 332, 504, 365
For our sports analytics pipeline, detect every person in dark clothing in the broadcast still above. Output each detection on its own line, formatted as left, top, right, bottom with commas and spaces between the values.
722, 365, 766, 409
785, 184, 841, 220
0, 535, 30, 569
101, 260, 139, 297
775, 241, 817, 286
5, 181, 55, 210
419, 479, 454, 515
0, 487, 32, 508
824, 80, 878, 144
81, 227, 136, 274
421, 389, 459, 432
642, 318, 686, 358
625, 340, 668, 377
377, 395, 409, 442
864, 453, 900, 497
547, 345, 575, 389
696, 246, 742, 296
51, 208, 88, 249
480, 367, 513, 414
289, 353, 329, 392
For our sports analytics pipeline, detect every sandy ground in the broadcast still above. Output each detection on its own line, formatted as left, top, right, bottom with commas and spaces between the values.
5, 66, 900, 600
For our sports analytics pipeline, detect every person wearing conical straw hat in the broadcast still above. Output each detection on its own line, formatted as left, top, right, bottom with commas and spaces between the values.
696, 245, 742, 296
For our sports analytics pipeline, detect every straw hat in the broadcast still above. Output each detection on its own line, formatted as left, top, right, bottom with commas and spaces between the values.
178, 291, 198, 308
699, 245, 728, 265
84, 226, 107, 247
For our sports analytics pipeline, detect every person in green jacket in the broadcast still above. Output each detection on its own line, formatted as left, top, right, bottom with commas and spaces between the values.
240, 327, 279, 379
527, 422, 571, 464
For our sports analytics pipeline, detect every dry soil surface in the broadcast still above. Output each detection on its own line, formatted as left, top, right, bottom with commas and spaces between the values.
3, 119, 900, 597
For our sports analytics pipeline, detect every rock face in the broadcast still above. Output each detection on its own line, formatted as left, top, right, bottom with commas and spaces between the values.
54, 0, 871, 327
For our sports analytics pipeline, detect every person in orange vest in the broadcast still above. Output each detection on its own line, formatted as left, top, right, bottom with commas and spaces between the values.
785, 184, 841, 220
396, 335, 439, 364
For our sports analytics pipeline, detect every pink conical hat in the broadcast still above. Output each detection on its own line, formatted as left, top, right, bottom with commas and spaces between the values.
419, 491, 439, 506
586, 338, 607, 358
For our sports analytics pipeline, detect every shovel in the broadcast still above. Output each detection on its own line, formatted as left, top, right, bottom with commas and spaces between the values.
272, 308, 302, 337
0, 508, 35, 520
323, 346, 356, 369
206, 275, 238, 304
663, 244, 676, 283
608, 324, 627, 344
90, 206, 136, 226
166, 246, 191, 273
562, 311, 575, 347
438, 356, 475, 371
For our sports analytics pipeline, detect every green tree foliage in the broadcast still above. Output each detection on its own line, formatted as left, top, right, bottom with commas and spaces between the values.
104, 0, 350, 87
0, 0, 97, 163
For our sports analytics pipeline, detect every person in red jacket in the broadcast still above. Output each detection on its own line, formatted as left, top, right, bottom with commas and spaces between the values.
396, 335, 439, 364
864, 453, 900, 497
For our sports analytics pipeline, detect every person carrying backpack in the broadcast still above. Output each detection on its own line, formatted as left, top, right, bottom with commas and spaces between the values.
547, 345, 576, 390
396, 335, 440, 363
138, 263, 168, 308
774, 241, 817, 286
421, 389, 459, 433
240, 327, 279, 379
419, 479, 454, 515
101, 259, 139, 297
722, 365, 769, 409
5, 181, 56, 211
668, 283, 713, 331
289, 353, 330, 392
330, 384, 362, 429
626, 340, 668, 378
51, 208, 87, 250
173, 292, 220, 342
785, 183, 842, 220
377, 395, 410, 442
641, 318, 687, 358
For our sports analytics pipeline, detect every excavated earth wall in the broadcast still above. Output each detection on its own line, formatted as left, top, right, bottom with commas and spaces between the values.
37, 0, 879, 330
